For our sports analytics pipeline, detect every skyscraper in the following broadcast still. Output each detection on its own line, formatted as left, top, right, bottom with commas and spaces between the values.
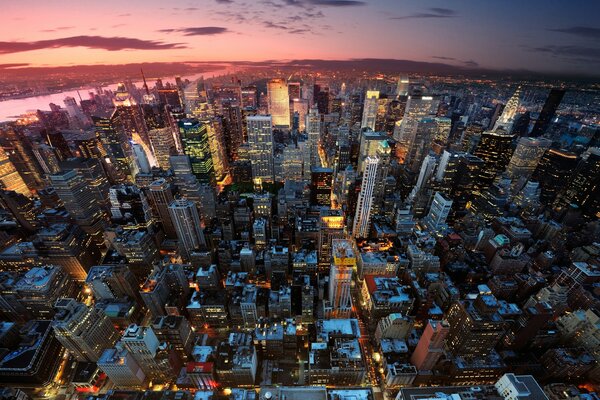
328, 239, 355, 318
473, 130, 515, 189
394, 95, 440, 163
361, 90, 380, 131
247, 115, 274, 182
148, 178, 177, 238
352, 156, 379, 238
52, 298, 120, 362
493, 87, 521, 131
530, 88, 565, 137
531, 148, 579, 206
148, 127, 177, 170
306, 107, 321, 171
423, 192, 453, 231
506, 137, 552, 180
0, 149, 31, 197
168, 198, 206, 259
267, 78, 290, 128
310, 167, 333, 207
49, 169, 107, 240
179, 119, 215, 185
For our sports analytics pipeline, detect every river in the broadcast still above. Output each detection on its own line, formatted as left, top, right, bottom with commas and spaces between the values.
0, 67, 237, 122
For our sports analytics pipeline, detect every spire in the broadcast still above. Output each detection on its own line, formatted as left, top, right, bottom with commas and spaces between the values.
141, 68, 150, 96
494, 86, 521, 131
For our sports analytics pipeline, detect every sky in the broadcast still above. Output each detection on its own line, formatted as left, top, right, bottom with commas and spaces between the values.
1, 0, 600, 76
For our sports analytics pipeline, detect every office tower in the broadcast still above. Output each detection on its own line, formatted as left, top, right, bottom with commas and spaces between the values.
52, 298, 120, 362
158, 88, 182, 108
184, 79, 211, 118
241, 85, 258, 108
530, 88, 565, 137
267, 78, 291, 128
132, 143, 151, 174
98, 347, 146, 388
35, 223, 100, 281
93, 113, 133, 182
473, 130, 515, 189
169, 198, 206, 259
49, 169, 107, 240
112, 83, 149, 147
113, 230, 159, 278
64, 96, 90, 128
310, 167, 333, 207
560, 148, 600, 218
59, 157, 111, 209
396, 76, 409, 97
222, 102, 244, 161
446, 291, 508, 357
409, 154, 436, 201
247, 115, 274, 182
361, 90, 379, 130
86, 265, 140, 301
152, 315, 193, 362
313, 82, 331, 114
531, 148, 578, 206
148, 127, 176, 170
411, 320, 449, 371
328, 239, 355, 318
352, 156, 379, 238
357, 131, 388, 173
118, 324, 175, 382
292, 99, 309, 131
506, 137, 552, 180
212, 82, 242, 110
306, 107, 321, 170
394, 95, 440, 161
493, 87, 521, 131
206, 118, 229, 182
109, 184, 153, 229
0, 190, 37, 232
423, 192, 453, 231
179, 119, 215, 185
318, 208, 345, 269
372, 139, 391, 210
140, 268, 171, 317
288, 81, 301, 100
147, 178, 177, 238
0, 127, 44, 190
0, 149, 31, 197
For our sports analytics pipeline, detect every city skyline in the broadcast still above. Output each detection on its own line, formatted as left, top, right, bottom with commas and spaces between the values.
1, 0, 600, 77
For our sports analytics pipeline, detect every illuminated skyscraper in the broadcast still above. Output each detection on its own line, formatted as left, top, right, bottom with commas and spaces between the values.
168, 198, 206, 259
306, 107, 321, 171
473, 129, 515, 189
52, 298, 120, 362
267, 78, 291, 128
132, 143, 151, 174
394, 95, 440, 163
530, 88, 565, 137
532, 148, 578, 206
0, 150, 31, 197
361, 90, 379, 130
93, 112, 133, 182
506, 137, 552, 180
310, 167, 333, 207
318, 208, 345, 269
148, 127, 177, 170
247, 115, 274, 182
395, 76, 409, 97
352, 156, 379, 238
328, 239, 355, 318
112, 83, 149, 148
179, 119, 215, 185
493, 86, 521, 131
206, 118, 229, 182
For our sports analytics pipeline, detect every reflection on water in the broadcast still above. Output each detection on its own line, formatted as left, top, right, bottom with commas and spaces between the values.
0, 67, 235, 122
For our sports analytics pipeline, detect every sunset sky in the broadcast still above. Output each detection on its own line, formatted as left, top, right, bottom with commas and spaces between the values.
1, 0, 599, 76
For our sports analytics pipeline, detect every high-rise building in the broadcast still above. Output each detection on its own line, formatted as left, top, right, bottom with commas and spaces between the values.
473, 130, 515, 189
423, 192, 453, 231
93, 113, 133, 182
506, 137, 552, 180
148, 127, 177, 170
310, 167, 333, 207
318, 208, 345, 270
560, 148, 600, 218
306, 107, 321, 171
328, 239, 355, 318
109, 184, 153, 230
352, 156, 379, 238
0, 149, 31, 197
410, 320, 449, 372
395, 76, 409, 97
86, 265, 140, 301
530, 88, 565, 137
394, 95, 440, 162
169, 198, 206, 259
49, 169, 107, 240
361, 90, 380, 131
493, 87, 521, 131
267, 78, 291, 128
132, 143, 151, 174
98, 347, 146, 388
247, 115, 274, 182
531, 148, 578, 206
179, 119, 215, 185
147, 178, 177, 238
52, 298, 120, 362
